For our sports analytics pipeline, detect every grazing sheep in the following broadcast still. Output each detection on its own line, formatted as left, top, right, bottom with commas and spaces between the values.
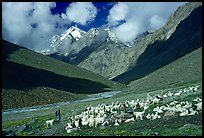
127, 100, 136, 108
193, 86, 199, 92
114, 119, 120, 126
152, 97, 161, 104
94, 114, 107, 127
188, 108, 198, 115
81, 115, 89, 126
183, 101, 192, 109
167, 91, 174, 97
193, 98, 202, 102
195, 102, 202, 111
179, 109, 189, 116
146, 113, 152, 120
143, 103, 150, 111
74, 119, 81, 129
75, 114, 83, 120
151, 112, 161, 120
65, 122, 73, 130
101, 120, 110, 126
174, 91, 182, 96
124, 117, 135, 123
133, 111, 145, 120
66, 128, 78, 134
153, 106, 163, 114
88, 115, 95, 128
169, 101, 178, 106
155, 95, 163, 101
162, 94, 168, 98
46, 119, 55, 127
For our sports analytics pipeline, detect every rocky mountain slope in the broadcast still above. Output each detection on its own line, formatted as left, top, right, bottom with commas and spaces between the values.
79, 2, 202, 79
36, 2, 201, 81
113, 5, 202, 84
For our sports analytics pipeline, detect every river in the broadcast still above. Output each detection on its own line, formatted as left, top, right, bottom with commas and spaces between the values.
2, 91, 121, 115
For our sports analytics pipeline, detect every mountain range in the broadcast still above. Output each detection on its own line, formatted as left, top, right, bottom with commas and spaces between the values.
37, 2, 202, 81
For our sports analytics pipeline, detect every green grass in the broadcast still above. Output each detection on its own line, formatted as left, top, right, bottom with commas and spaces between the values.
2, 87, 86, 110
3, 40, 124, 90
62, 113, 202, 136
2, 81, 202, 136
2, 40, 125, 109
126, 47, 202, 95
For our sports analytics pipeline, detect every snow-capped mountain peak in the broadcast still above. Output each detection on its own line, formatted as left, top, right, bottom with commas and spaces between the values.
60, 26, 86, 41
39, 26, 87, 55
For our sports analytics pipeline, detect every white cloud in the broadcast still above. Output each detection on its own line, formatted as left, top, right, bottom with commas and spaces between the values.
107, 3, 128, 26
113, 22, 142, 42
148, 15, 165, 31
107, 2, 186, 42
2, 2, 98, 51
63, 2, 97, 25
2, 2, 67, 51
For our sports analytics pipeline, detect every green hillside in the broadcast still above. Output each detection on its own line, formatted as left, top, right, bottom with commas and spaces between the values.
2, 40, 125, 110
125, 47, 202, 95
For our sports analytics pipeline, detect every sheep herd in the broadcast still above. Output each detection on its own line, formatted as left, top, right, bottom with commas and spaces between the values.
64, 85, 202, 134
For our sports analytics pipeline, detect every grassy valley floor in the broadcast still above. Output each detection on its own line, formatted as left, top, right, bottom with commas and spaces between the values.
2, 81, 202, 136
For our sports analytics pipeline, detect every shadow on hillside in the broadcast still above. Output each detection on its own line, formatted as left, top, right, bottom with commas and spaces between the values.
112, 6, 202, 84
2, 60, 110, 94
2, 39, 26, 61
2, 39, 110, 94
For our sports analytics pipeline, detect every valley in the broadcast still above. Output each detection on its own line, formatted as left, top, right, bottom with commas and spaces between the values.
2, 2, 202, 136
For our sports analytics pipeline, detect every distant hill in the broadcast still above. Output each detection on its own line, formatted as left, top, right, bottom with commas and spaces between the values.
2, 40, 124, 110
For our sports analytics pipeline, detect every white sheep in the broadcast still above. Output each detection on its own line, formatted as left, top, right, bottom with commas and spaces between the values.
75, 114, 83, 120
81, 114, 89, 126
94, 114, 107, 127
127, 100, 136, 107
101, 120, 110, 126
174, 91, 182, 96
153, 106, 163, 113
169, 100, 178, 106
66, 128, 78, 134
188, 108, 198, 115
152, 97, 161, 104
65, 122, 73, 130
193, 86, 199, 92
133, 111, 145, 120
193, 98, 202, 102
146, 113, 152, 120
74, 119, 81, 129
179, 109, 189, 116
87, 115, 95, 127
114, 119, 120, 126
46, 119, 55, 127
124, 117, 135, 123
167, 91, 174, 97
195, 102, 202, 111
143, 103, 150, 111
151, 112, 161, 120
162, 94, 168, 98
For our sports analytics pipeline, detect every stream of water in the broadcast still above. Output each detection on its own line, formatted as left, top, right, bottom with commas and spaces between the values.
2, 91, 121, 115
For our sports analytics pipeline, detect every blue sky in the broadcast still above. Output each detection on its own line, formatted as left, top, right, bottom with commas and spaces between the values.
2, 2, 186, 51
51, 2, 115, 31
